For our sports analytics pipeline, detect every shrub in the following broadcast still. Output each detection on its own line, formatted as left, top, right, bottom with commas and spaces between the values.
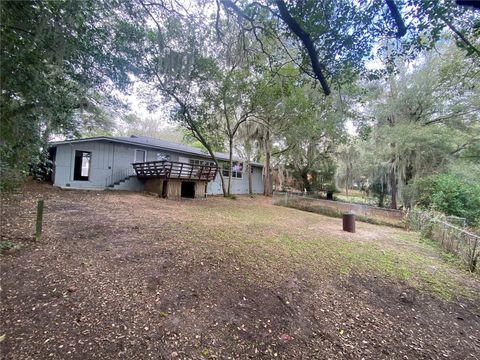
0, 162, 27, 192
413, 173, 480, 227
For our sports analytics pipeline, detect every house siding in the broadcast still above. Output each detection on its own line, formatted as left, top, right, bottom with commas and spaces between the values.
52, 139, 264, 195
54, 142, 115, 189
207, 167, 263, 195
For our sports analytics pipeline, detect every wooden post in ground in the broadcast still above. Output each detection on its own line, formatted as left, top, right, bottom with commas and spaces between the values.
35, 199, 44, 242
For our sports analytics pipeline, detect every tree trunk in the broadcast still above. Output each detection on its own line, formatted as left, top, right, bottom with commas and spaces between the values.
389, 166, 397, 209
386, 55, 398, 210
219, 165, 227, 196
263, 128, 271, 196
194, 138, 227, 197
199, 151, 226, 197
345, 171, 349, 198
165, 91, 228, 197
301, 170, 311, 192
244, 140, 253, 196
207, 153, 227, 197
247, 161, 253, 195
228, 137, 233, 196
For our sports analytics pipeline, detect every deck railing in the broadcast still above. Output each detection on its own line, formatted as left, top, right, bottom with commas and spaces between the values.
132, 160, 218, 181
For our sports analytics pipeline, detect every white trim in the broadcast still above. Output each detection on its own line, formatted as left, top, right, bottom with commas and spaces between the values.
134, 149, 147, 163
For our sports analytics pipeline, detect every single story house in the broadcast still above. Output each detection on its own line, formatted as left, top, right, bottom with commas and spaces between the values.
49, 135, 264, 198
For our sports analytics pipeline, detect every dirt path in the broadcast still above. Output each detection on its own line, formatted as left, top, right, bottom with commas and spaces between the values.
1, 184, 479, 359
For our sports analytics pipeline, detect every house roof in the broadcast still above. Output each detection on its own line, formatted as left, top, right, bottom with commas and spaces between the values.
50, 135, 263, 167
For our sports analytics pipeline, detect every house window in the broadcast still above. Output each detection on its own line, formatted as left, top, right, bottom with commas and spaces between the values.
73, 151, 91, 181
134, 149, 146, 163
222, 162, 243, 178
190, 159, 216, 167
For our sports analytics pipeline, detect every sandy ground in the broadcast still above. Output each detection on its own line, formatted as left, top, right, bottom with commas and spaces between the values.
1, 183, 479, 359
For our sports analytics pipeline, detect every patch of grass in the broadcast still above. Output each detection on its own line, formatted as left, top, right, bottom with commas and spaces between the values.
336, 193, 376, 206
0, 240, 16, 251
196, 221, 439, 293
201, 348, 210, 356
395, 232, 466, 269
158, 198, 478, 301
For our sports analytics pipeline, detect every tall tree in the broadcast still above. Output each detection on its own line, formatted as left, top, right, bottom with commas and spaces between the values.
336, 141, 361, 198
246, 64, 302, 196
235, 120, 262, 195
357, 42, 480, 208
283, 87, 346, 192
121, 0, 233, 195
0, 0, 135, 189
216, 67, 255, 195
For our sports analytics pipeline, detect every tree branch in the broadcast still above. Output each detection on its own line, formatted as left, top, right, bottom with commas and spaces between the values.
272, 145, 294, 157
385, 0, 407, 38
423, 108, 479, 125
274, 0, 330, 95
219, 0, 255, 22
441, 16, 480, 57
450, 137, 479, 156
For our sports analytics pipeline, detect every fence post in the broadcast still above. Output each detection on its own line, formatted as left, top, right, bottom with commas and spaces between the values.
441, 222, 445, 246
470, 237, 478, 273
35, 199, 44, 242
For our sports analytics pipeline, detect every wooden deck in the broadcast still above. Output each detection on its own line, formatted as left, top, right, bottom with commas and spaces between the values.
132, 160, 218, 181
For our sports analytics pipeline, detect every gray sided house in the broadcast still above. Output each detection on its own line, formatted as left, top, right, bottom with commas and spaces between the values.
49, 135, 264, 198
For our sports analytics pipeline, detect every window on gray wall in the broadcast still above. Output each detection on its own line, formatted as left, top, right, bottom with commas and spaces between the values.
134, 149, 146, 163
222, 161, 243, 178
73, 151, 91, 181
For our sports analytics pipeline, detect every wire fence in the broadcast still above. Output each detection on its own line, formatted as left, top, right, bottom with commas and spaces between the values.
407, 209, 479, 274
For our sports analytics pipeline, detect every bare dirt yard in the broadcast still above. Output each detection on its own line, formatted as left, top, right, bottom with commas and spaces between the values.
1, 183, 479, 359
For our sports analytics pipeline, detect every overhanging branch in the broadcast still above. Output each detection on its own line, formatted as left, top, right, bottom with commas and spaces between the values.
385, 0, 407, 38
274, 0, 330, 95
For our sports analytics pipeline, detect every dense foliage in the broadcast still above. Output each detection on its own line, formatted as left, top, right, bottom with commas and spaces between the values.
1, 0, 478, 214
412, 170, 480, 227
335, 41, 479, 218
0, 0, 135, 190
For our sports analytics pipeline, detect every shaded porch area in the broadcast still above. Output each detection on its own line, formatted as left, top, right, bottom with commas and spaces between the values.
133, 160, 218, 199
132, 160, 218, 181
